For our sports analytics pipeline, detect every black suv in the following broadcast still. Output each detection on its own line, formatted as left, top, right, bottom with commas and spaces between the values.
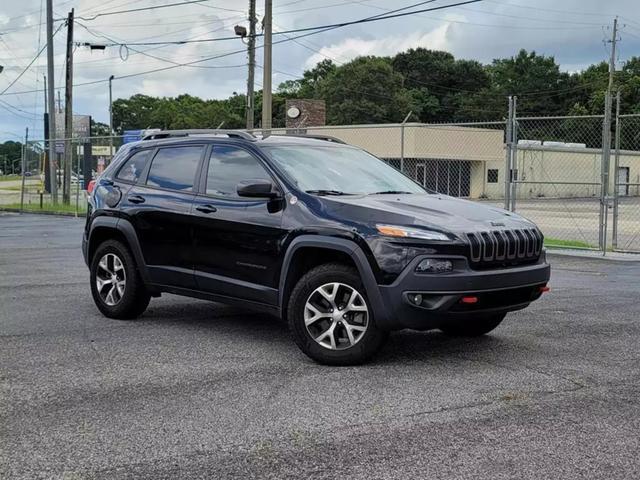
83, 130, 550, 365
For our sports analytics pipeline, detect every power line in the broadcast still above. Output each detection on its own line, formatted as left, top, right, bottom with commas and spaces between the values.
482, 0, 614, 18
347, 0, 602, 31
0, 22, 64, 95
0, 99, 39, 120
6, 0, 436, 94
272, 20, 608, 99
456, 6, 605, 26
77, 0, 482, 47
73, 19, 247, 69
71, 0, 244, 21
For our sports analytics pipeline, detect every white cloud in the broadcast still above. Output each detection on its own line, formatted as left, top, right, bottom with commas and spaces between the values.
304, 23, 451, 68
1, 0, 640, 141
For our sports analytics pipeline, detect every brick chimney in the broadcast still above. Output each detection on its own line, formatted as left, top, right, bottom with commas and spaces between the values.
285, 99, 326, 131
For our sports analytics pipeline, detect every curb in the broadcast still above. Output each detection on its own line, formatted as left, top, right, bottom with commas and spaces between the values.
0, 208, 86, 218
546, 248, 640, 262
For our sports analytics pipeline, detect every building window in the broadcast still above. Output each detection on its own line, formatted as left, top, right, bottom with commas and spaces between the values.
487, 169, 499, 183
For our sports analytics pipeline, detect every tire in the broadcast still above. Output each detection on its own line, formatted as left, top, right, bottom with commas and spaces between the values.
90, 239, 151, 320
439, 313, 507, 337
287, 263, 388, 366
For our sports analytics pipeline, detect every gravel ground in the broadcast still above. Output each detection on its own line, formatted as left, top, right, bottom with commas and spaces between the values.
1, 213, 639, 479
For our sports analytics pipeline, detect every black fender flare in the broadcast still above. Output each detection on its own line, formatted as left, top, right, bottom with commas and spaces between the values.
87, 216, 151, 285
278, 236, 392, 330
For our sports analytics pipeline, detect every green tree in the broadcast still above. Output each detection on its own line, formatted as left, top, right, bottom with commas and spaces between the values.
318, 56, 415, 124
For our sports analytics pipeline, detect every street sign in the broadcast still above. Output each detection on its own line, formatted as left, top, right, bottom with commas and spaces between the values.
76, 145, 116, 156
54, 113, 91, 139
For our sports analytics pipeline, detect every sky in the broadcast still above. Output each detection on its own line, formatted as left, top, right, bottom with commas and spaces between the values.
1, 0, 639, 142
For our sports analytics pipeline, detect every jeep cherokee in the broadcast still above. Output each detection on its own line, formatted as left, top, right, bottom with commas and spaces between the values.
83, 129, 550, 365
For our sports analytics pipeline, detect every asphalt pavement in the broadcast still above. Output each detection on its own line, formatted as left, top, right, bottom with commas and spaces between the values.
1, 213, 640, 479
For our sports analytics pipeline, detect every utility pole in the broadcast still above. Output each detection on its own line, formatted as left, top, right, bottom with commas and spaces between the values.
109, 75, 114, 159
607, 17, 618, 92
246, 0, 256, 130
45, 0, 57, 204
20, 127, 28, 212
599, 16, 618, 252
612, 90, 621, 249
510, 96, 518, 213
63, 9, 74, 204
261, 0, 272, 133
43, 75, 51, 194
504, 96, 513, 210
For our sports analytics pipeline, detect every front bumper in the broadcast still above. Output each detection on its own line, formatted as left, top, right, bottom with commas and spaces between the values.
377, 252, 550, 330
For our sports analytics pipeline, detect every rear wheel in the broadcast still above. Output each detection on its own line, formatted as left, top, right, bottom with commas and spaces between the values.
90, 240, 150, 319
439, 313, 506, 337
288, 263, 387, 366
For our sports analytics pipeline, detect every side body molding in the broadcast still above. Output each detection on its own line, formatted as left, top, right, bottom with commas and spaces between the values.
278, 236, 392, 330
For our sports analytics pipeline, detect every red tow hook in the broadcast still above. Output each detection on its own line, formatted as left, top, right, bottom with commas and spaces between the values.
539, 285, 550, 293
460, 296, 478, 304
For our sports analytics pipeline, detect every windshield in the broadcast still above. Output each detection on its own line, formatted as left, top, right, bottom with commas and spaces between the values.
263, 145, 426, 195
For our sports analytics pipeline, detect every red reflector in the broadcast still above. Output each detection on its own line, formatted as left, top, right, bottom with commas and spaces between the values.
460, 296, 478, 304
539, 286, 550, 293
87, 180, 96, 194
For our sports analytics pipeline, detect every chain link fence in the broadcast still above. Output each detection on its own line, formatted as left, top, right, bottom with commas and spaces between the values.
511, 115, 606, 250
0, 135, 125, 215
3, 115, 640, 253
612, 114, 640, 252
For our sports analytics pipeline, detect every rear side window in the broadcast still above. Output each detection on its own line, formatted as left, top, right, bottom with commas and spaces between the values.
205, 146, 272, 198
146, 146, 203, 191
116, 150, 150, 183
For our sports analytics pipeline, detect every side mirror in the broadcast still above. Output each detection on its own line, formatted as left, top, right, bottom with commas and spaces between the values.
237, 179, 280, 199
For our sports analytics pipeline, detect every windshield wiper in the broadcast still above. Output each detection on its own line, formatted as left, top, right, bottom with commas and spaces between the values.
306, 189, 350, 196
369, 190, 414, 195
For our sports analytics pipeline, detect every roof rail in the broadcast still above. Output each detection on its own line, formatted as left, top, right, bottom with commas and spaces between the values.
273, 133, 346, 144
141, 129, 256, 141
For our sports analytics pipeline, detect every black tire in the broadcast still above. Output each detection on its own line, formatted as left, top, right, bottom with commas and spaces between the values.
287, 263, 388, 366
90, 239, 151, 320
439, 313, 507, 337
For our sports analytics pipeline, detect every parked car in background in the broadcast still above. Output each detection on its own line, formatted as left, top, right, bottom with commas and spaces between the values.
83, 130, 550, 365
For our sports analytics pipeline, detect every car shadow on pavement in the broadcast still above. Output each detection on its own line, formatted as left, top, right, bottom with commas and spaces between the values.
138, 297, 513, 365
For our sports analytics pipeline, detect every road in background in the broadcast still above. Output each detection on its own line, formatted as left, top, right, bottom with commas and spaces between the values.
1, 213, 639, 479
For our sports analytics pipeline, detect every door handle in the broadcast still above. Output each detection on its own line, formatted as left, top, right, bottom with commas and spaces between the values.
195, 204, 217, 214
127, 195, 146, 204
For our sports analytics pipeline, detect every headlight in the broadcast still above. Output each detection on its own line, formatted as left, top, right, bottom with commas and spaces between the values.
376, 224, 450, 241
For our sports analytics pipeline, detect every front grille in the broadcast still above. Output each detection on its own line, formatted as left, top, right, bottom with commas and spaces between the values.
466, 228, 543, 269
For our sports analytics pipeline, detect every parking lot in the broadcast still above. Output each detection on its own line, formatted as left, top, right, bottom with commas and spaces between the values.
1, 213, 640, 479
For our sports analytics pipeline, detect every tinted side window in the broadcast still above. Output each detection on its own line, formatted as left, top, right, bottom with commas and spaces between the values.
206, 146, 272, 198
116, 150, 150, 183
146, 146, 203, 191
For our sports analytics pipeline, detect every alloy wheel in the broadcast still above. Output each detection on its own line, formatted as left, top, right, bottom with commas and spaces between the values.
96, 253, 126, 306
304, 282, 369, 350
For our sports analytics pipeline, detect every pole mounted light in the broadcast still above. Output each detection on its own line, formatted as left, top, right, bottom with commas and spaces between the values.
234, 25, 248, 39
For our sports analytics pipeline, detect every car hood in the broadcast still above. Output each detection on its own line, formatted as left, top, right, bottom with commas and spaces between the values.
322, 193, 537, 235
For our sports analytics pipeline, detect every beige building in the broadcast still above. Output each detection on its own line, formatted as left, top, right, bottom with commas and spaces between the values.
282, 123, 640, 200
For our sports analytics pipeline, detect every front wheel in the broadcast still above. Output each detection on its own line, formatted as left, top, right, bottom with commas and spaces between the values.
287, 263, 388, 366
439, 313, 506, 337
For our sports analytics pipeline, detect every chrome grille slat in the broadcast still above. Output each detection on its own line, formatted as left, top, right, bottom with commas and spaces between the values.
466, 228, 543, 269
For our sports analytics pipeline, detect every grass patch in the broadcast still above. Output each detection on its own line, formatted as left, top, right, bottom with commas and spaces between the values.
544, 237, 595, 249
1, 202, 86, 215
